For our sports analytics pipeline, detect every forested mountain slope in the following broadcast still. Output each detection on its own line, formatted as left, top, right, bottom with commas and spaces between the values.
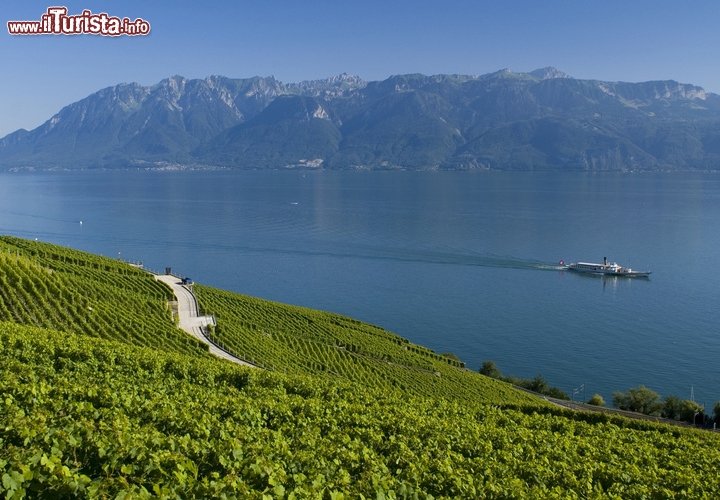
3, 69, 720, 171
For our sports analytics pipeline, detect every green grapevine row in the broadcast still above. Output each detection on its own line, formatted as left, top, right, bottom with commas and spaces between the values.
2, 321, 720, 499
0, 236, 205, 357
195, 284, 539, 405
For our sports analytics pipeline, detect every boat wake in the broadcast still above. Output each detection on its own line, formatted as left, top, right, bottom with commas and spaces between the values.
148, 236, 564, 273
382, 250, 563, 270
254, 242, 564, 271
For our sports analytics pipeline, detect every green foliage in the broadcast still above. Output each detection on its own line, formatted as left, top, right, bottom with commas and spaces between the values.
0, 235, 534, 407
3, 236, 720, 497
632, 392, 705, 423
479, 360, 503, 379
662, 395, 681, 419
194, 285, 532, 405
479, 361, 569, 400
440, 352, 461, 362
613, 385, 664, 416
526, 375, 551, 395
678, 400, 704, 424
587, 394, 606, 407
714, 401, 720, 424
0, 235, 207, 358
2, 322, 720, 498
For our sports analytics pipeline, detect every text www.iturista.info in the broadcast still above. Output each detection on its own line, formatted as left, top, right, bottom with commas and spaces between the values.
7, 7, 150, 36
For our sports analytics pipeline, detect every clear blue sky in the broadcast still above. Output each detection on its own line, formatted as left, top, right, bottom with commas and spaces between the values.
2, 0, 719, 137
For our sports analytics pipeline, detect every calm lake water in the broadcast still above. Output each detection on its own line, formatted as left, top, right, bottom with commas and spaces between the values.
1, 170, 719, 405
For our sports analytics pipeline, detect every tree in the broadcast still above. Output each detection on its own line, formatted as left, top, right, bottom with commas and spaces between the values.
662, 395, 681, 419
612, 385, 663, 416
587, 394, 605, 407
714, 401, 720, 425
678, 400, 704, 424
518, 374, 569, 400
477, 362, 568, 399
544, 386, 570, 400
528, 374, 550, 394
478, 360, 502, 379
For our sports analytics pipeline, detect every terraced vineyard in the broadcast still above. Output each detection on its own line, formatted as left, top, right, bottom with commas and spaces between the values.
0, 235, 530, 405
195, 285, 545, 405
3, 321, 720, 499
2, 236, 720, 498
0, 236, 207, 357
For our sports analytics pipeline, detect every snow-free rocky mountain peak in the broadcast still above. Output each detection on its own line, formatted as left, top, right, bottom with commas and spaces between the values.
2, 68, 719, 171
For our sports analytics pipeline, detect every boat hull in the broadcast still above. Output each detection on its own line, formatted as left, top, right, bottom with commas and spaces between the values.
563, 259, 651, 278
566, 267, 650, 278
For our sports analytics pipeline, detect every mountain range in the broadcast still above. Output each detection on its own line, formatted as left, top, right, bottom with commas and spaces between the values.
2, 68, 720, 171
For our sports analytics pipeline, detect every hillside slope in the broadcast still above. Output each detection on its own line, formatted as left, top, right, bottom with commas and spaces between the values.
0, 235, 532, 405
194, 284, 530, 404
0, 236, 206, 357
2, 236, 720, 498
3, 322, 720, 498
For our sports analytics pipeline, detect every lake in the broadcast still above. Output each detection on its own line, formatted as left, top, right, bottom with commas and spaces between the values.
1, 169, 719, 406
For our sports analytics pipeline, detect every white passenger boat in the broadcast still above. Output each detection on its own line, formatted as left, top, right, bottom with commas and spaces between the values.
561, 257, 651, 277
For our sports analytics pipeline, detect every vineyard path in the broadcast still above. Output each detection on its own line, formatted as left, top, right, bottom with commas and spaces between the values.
155, 274, 257, 368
